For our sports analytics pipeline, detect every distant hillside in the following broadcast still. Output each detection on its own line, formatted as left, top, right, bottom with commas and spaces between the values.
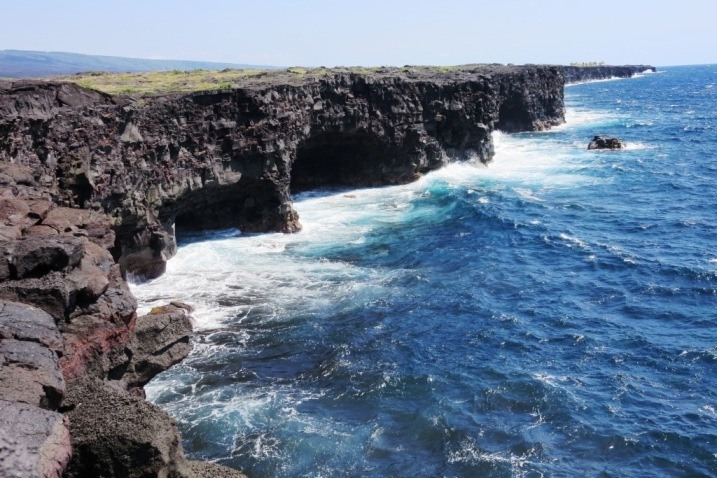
0, 50, 278, 78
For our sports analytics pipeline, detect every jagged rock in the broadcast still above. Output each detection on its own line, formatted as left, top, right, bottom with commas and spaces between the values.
0, 81, 112, 120
0, 399, 71, 478
559, 65, 655, 84
120, 303, 194, 390
588, 135, 625, 150
63, 379, 191, 478
0, 66, 573, 279
0, 236, 84, 279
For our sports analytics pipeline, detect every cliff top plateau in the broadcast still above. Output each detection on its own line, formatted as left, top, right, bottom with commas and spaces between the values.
7, 63, 655, 96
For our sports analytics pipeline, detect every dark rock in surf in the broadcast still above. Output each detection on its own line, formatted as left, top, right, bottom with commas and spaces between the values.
120, 303, 194, 391
588, 135, 625, 150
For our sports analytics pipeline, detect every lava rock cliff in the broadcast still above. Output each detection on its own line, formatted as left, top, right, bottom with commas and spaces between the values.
0, 64, 651, 477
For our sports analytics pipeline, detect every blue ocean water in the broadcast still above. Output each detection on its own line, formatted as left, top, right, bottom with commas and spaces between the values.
133, 65, 717, 477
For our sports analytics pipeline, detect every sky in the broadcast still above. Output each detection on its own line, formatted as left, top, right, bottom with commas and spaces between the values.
2, 0, 715, 67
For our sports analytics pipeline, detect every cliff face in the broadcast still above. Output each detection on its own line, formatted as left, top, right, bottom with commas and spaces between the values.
558, 65, 656, 84
1, 66, 566, 279
0, 64, 651, 477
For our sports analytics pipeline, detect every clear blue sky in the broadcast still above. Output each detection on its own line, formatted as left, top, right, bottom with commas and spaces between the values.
3, 0, 714, 67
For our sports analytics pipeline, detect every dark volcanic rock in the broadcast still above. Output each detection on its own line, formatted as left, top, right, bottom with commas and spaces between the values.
0, 66, 568, 279
63, 378, 191, 478
119, 302, 194, 391
1, 236, 84, 279
559, 65, 656, 84
588, 135, 625, 150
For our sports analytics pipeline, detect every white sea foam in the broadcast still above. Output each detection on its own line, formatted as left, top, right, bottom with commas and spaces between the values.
132, 122, 603, 329
623, 142, 652, 151
447, 438, 537, 477
565, 76, 629, 87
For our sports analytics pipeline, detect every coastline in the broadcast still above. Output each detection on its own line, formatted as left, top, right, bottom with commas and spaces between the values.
0, 64, 652, 477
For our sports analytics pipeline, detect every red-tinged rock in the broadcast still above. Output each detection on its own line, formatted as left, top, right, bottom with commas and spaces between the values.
0, 198, 31, 227
24, 224, 59, 237
59, 311, 136, 381
41, 207, 116, 250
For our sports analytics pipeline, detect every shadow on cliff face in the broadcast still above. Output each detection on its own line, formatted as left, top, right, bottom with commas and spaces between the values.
290, 132, 398, 192
172, 177, 284, 233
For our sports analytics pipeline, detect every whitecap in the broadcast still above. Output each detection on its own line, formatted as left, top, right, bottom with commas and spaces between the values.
559, 233, 591, 251
515, 188, 543, 202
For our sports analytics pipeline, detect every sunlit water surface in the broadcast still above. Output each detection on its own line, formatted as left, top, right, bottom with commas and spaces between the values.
133, 66, 717, 477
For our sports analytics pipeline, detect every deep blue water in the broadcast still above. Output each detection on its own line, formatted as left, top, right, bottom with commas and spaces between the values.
134, 65, 717, 477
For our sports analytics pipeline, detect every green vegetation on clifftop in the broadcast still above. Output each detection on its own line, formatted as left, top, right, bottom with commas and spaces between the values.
54, 64, 532, 96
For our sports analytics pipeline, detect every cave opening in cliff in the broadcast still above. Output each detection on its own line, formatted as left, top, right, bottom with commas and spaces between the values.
171, 177, 284, 236
290, 133, 392, 193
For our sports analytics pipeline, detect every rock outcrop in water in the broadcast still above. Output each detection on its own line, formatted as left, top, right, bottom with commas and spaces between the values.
0, 64, 652, 477
588, 135, 625, 150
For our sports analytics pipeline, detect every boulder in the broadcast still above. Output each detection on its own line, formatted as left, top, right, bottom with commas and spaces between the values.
0, 236, 84, 279
0, 301, 65, 409
121, 302, 194, 390
588, 135, 625, 150
0, 301, 63, 351
63, 379, 191, 478
0, 399, 71, 478
0, 340, 64, 409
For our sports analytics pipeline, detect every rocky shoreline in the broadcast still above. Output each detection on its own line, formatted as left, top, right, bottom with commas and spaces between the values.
0, 64, 652, 477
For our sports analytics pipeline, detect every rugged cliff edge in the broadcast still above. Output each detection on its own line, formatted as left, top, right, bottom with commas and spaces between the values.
0, 64, 652, 477
1, 65, 569, 279
558, 64, 656, 84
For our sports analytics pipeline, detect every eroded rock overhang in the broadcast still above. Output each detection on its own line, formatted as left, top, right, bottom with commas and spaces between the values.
2, 65, 652, 279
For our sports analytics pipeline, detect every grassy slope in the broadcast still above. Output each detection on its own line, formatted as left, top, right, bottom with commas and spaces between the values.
55, 65, 505, 96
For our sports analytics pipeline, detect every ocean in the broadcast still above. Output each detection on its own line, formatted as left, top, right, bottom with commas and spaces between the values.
132, 65, 717, 477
